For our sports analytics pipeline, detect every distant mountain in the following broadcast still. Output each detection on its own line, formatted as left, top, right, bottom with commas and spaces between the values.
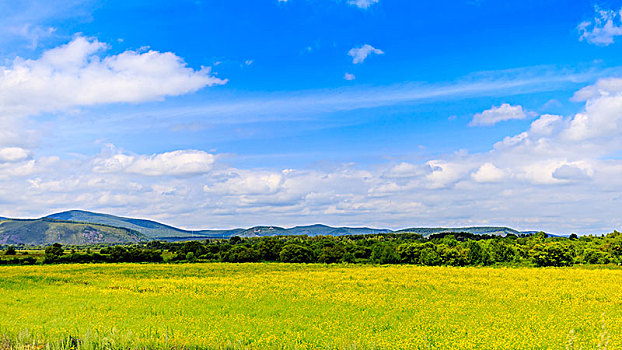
285, 224, 392, 236
0, 218, 146, 245
395, 226, 522, 237
235, 226, 288, 237
232, 224, 391, 238
0, 209, 538, 243
45, 210, 219, 240
44, 211, 394, 240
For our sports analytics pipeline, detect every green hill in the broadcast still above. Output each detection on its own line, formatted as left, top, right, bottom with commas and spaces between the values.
0, 218, 147, 245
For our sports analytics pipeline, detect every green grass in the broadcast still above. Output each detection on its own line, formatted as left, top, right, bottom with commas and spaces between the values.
0, 263, 620, 349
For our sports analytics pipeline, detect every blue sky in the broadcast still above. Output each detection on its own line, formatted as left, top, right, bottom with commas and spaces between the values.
2, 0, 622, 234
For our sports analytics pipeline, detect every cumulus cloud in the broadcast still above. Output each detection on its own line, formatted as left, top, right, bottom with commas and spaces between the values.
348, 44, 384, 64
0, 36, 226, 117
578, 6, 622, 46
0, 147, 30, 162
344, 72, 356, 80
469, 103, 528, 126
92, 148, 215, 176
347, 0, 379, 9
471, 163, 505, 183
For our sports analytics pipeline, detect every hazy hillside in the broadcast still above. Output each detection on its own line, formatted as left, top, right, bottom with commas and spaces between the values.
284, 224, 392, 236
395, 226, 521, 236
224, 224, 391, 238
0, 218, 147, 245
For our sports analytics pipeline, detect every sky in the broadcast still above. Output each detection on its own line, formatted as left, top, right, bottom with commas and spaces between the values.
2, 0, 622, 234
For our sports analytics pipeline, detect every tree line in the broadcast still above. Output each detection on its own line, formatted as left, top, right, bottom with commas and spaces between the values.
2, 230, 622, 267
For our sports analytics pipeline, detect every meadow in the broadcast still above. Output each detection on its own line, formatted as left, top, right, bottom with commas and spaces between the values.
0, 263, 620, 349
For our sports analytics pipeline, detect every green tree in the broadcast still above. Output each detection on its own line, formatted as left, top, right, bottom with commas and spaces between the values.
465, 241, 484, 265
257, 238, 283, 261
179, 241, 206, 257
185, 252, 197, 262
221, 246, 260, 262
371, 244, 399, 264
397, 243, 422, 264
531, 243, 574, 267
4, 246, 16, 256
419, 246, 441, 266
45, 243, 64, 257
318, 243, 346, 263
279, 244, 313, 263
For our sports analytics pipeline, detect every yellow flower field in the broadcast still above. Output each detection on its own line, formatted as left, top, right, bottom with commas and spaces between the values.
0, 263, 620, 349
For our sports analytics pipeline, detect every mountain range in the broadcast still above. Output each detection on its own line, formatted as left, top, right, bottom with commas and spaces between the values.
0, 210, 538, 245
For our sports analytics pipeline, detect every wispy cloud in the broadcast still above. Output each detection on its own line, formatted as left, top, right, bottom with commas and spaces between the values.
348, 44, 384, 64
94, 65, 618, 128
0, 0, 97, 48
578, 6, 622, 46
347, 0, 379, 9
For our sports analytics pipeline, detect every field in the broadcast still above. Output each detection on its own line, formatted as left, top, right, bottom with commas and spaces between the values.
0, 264, 621, 349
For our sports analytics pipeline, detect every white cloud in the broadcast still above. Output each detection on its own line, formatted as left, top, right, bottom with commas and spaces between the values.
563, 78, 622, 143
0, 147, 30, 162
471, 163, 505, 183
344, 72, 356, 80
571, 77, 622, 101
469, 103, 528, 126
0, 36, 226, 117
425, 159, 472, 189
528, 114, 563, 136
348, 44, 384, 64
205, 172, 283, 195
93, 148, 215, 176
347, 0, 379, 9
578, 6, 622, 46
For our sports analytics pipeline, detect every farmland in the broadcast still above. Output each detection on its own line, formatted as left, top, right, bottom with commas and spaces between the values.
0, 263, 620, 349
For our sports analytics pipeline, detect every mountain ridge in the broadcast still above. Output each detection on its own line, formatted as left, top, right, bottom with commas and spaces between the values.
0, 210, 544, 244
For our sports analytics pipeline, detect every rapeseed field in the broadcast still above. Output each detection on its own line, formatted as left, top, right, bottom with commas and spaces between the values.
0, 263, 620, 349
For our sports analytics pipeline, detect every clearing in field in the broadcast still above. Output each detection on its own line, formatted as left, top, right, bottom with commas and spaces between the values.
0, 263, 620, 349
